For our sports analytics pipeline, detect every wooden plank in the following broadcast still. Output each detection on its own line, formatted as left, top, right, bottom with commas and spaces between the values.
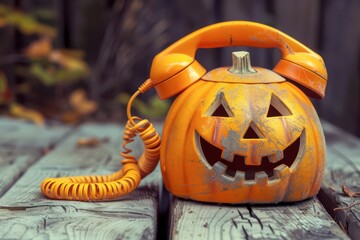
170, 197, 349, 239
318, 121, 360, 239
0, 123, 161, 240
0, 118, 70, 197
0, 118, 70, 150
0, 205, 155, 240
0, 149, 41, 197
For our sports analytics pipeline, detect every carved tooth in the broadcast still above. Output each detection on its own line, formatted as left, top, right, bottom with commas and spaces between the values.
221, 150, 234, 162
274, 164, 291, 180
276, 150, 284, 161
244, 156, 262, 166
268, 151, 284, 163
234, 171, 245, 182
255, 171, 268, 185
268, 154, 276, 163
213, 162, 227, 176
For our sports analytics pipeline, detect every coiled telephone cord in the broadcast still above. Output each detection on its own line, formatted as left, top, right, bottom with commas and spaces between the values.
41, 80, 160, 201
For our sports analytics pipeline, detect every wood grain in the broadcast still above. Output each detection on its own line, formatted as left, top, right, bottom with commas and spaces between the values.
0, 150, 40, 197
0, 118, 69, 150
170, 197, 349, 239
0, 118, 70, 197
319, 121, 360, 239
0, 123, 161, 240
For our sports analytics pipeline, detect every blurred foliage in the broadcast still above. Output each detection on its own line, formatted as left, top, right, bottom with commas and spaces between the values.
18, 37, 90, 86
0, 4, 56, 37
0, 4, 91, 125
0, 3, 170, 125
118, 92, 170, 120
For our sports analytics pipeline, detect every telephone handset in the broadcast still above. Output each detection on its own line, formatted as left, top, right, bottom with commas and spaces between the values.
41, 21, 328, 201
150, 21, 327, 99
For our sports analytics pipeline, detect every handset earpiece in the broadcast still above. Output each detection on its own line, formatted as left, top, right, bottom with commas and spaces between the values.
150, 54, 206, 100
273, 52, 327, 98
150, 21, 328, 99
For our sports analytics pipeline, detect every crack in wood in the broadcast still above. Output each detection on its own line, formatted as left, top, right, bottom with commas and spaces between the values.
231, 218, 238, 228
241, 225, 249, 240
247, 205, 264, 230
268, 224, 275, 234
43, 218, 47, 231
237, 208, 252, 227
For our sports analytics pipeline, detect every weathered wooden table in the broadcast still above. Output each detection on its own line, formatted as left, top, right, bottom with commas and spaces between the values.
0, 118, 358, 239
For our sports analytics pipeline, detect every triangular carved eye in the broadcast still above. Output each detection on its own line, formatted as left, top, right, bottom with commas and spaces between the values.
207, 92, 234, 117
212, 104, 230, 117
266, 94, 292, 117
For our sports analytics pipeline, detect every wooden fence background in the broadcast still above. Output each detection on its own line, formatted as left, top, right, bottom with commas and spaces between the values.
1, 0, 359, 137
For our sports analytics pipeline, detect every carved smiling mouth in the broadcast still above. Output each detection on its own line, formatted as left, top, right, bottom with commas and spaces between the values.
196, 131, 303, 181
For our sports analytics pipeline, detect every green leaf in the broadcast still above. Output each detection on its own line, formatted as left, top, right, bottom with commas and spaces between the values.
26, 62, 87, 86
29, 63, 54, 85
118, 92, 170, 120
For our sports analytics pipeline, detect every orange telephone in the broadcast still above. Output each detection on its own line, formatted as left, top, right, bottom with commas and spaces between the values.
41, 21, 328, 203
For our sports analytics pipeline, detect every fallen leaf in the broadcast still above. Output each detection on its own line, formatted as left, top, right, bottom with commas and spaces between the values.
9, 103, 45, 125
342, 185, 360, 197
24, 37, 52, 58
60, 111, 81, 124
77, 137, 109, 147
69, 89, 98, 115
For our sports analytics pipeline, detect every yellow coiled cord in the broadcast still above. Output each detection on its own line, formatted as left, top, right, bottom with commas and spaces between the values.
41, 79, 160, 201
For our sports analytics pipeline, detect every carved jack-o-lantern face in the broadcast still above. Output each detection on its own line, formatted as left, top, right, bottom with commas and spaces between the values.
197, 91, 302, 182
160, 79, 325, 204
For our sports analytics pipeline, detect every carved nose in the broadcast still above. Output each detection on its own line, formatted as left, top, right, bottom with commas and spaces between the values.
243, 121, 265, 139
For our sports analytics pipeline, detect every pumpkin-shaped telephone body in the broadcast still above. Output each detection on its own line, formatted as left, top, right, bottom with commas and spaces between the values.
40, 21, 327, 203
154, 22, 328, 203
